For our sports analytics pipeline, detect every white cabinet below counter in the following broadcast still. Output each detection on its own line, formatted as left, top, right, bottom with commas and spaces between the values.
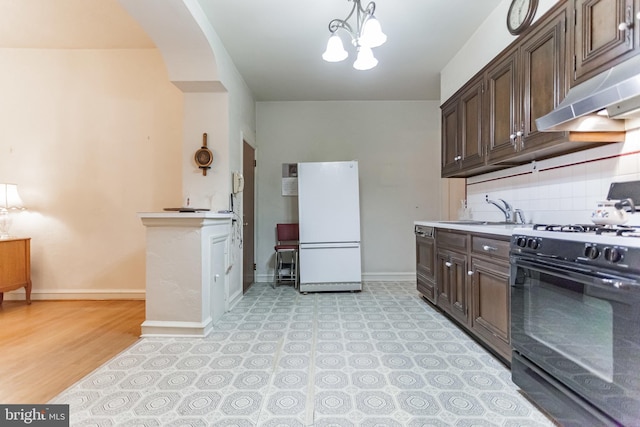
139, 212, 233, 338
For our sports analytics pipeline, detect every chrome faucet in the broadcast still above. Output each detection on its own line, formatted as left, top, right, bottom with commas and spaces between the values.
486, 195, 516, 223
514, 208, 526, 224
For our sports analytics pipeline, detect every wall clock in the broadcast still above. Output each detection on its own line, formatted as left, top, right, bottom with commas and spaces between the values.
195, 133, 213, 176
507, 0, 538, 35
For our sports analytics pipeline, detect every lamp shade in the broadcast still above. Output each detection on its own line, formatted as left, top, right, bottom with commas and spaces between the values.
0, 183, 24, 211
360, 16, 387, 48
322, 34, 348, 62
353, 46, 378, 70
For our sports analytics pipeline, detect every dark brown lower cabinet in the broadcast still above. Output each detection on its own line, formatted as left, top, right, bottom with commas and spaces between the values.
470, 257, 511, 361
416, 230, 436, 303
429, 229, 512, 364
436, 249, 469, 325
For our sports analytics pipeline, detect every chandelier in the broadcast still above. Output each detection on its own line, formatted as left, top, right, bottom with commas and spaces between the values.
322, 0, 387, 71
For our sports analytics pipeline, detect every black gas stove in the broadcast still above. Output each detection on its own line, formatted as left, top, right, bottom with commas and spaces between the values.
510, 223, 640, 426
512, 223, 640, 275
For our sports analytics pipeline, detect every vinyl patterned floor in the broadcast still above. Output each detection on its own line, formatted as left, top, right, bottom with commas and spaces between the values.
51, 282, 555, 426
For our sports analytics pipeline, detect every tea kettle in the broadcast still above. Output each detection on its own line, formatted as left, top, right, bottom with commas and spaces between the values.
591, 198, 635, 225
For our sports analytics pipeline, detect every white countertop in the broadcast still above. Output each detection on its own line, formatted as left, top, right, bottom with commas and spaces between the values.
138, 211, 233, 219
414, 220, 532, 237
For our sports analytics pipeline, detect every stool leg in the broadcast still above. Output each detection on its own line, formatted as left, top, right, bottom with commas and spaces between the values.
272, 251, 279, 289
294, 250, 299, 290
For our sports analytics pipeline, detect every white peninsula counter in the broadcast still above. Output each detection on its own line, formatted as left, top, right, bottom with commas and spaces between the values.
138, 211, 233, 337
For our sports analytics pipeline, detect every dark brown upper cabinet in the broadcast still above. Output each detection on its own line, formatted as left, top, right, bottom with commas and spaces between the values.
440, 0, 625, 178
488, 4, 569, 165
484, 46, 521, 164
441, 75, 487, 177
572, 0, 640, 85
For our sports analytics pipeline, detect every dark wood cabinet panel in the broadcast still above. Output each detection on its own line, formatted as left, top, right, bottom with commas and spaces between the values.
448, 252, 469, 325
484, 48, 520, 163
460, 77, 485, 170
521, 7, 569, 150
470, 257, 511, 361
441, 100, 459, 176
441, 75, 486, 177
489, 4, 570, 164
416, 233, 436, 303
429, 229, 511, 364
436, 250, 453, 311
573, 0, 639, 84
436, 248, 469, 325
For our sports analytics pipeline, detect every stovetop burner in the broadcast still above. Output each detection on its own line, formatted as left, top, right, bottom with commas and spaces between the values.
513, 224, 640, 272
532, 223, 640, 236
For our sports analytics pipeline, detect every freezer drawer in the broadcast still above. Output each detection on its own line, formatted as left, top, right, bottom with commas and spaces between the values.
299, 245, 362, 284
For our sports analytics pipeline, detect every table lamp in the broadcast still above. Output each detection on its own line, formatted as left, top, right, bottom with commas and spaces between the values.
0, 183, 25, 239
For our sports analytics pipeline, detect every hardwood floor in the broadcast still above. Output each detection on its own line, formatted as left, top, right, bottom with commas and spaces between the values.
0, 299, 145, 404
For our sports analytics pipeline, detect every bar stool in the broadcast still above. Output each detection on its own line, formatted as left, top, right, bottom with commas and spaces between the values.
273, 223, 299, 289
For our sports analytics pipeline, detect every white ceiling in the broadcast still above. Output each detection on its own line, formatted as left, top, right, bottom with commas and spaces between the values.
0, 0, 503, 102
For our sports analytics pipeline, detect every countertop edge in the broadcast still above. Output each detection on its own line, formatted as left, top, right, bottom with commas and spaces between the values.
414, 220, 530, 237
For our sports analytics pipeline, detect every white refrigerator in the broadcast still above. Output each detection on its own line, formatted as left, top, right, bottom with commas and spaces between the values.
297, 161, 362, 293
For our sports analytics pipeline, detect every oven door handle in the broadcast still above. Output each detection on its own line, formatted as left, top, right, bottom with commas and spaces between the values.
600, 278, 639, 291
512, 256, 592, 275
512, 257, 640, 293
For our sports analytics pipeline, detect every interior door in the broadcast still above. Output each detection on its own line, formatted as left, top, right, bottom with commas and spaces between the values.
242, 141, 255, 293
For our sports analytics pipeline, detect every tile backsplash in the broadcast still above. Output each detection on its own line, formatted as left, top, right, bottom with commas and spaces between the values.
465, 128, 640, 226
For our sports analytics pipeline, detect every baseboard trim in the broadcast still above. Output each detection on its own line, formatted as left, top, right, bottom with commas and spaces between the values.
227, 289, 243, 311
255, 272, 416, 283
362, 272, 416, 282
3, 289, 146, 301
141, 318, 213, 338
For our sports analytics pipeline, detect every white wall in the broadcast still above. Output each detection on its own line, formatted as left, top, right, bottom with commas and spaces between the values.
255, 101, 441, 282
121, 0, 257, 303
0, 48, 183, 299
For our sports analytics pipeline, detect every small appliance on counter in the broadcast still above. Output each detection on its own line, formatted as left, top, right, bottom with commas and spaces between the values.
592, 180, 640, 226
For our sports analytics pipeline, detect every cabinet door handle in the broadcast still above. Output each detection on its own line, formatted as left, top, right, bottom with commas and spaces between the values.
467, 270, 474, 276
619, 6, 634, 46
618, 21, 633, 31
445, 261, 452, 268
482, 245, 497, 252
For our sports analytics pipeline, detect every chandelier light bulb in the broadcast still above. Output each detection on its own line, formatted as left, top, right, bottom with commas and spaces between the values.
323, 0, 386, 70
322, 34, 348, 62
360, 16, 387, 48
353, 46, 378, 70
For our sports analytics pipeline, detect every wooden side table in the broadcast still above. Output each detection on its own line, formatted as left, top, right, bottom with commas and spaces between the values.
0, 237, 32, 304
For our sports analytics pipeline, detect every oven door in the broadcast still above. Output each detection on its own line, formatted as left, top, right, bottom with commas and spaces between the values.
511, 254, 640, 425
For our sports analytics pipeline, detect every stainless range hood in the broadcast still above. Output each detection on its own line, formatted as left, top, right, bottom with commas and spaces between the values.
536, 54, 640, 132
